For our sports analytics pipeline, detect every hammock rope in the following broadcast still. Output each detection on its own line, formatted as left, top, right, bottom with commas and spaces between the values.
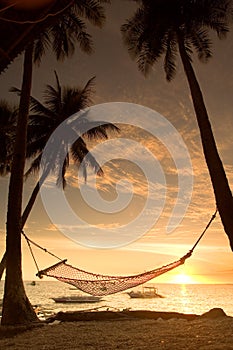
23, 210, 217, 296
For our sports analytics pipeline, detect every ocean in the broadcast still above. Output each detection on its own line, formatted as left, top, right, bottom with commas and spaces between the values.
1, 281, 233, 320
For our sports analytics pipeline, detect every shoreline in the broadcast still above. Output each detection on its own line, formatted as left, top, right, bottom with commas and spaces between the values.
0, 308, 233, 349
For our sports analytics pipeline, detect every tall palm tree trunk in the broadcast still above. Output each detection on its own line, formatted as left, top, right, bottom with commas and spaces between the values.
1, 43, 39, 325
177, 34, 233, 250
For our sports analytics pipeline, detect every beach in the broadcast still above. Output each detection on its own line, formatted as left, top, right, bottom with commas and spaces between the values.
1, 283, 233, 350
0, 311, 233, 350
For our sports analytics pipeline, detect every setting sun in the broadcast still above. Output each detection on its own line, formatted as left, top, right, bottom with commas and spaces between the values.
172, 273, 196, 284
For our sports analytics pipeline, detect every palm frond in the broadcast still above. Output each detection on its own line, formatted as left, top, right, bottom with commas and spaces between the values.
26, 134, 49, 159
34, 0, 106, 62
71, 137, 103, 180
64, 13, 93, 54
33, 31, 50, 65
76, 31, 93, 55
192, 0, 231, 39
14, 0, 105, 66
62, 76, 96, 117
121, 8, 147, 60
51, 21, 75, 61
10, 87, 55, 120
190, 28, 212, 63
183, 40, 193, 63
137, 42, 157, 76
164, 33, 177, 81
72, 0, 106, 28
77, 75, 96, 107
24, 154, 42, 180
29, 97, 55, 120
43, 75, 63, 116
84, 150, 104, 177
122, 6, 169, 76
83, 122, 120, 140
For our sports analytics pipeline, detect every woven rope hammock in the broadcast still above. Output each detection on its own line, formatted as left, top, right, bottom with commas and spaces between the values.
23, 211, 217, 297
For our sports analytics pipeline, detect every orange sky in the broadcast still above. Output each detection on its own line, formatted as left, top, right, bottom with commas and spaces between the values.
0, 1, 233, 282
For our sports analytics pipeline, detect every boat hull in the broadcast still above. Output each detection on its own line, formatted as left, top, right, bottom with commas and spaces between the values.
127, 292, 164, 299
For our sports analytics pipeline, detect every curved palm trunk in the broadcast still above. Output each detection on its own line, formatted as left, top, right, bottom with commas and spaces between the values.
177, 35, 233, 251
21, 168, 49, 227
1, 43, 39, 325
22, 181, 40, 227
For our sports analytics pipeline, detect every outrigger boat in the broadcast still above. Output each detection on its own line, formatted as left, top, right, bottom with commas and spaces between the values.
127, 286, 164, 299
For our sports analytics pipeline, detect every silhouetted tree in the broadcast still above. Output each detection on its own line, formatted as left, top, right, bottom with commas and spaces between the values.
1, 0, 110, 326
122, 0, 233, 250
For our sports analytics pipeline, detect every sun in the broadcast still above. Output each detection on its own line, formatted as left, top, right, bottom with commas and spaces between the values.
172, 273, 196, 284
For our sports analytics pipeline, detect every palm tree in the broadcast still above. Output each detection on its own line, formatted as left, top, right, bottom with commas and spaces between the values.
0, 101, 17, 176
15, 72, 118, 223
2, 43, 38, 325
121, 0, 233, 250
1, 73, 118, 325
0, 74, 117, 275
0, 0, 110, 72
1, 1, 109, 326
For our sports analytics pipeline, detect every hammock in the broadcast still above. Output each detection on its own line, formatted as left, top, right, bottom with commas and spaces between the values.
24, 211, 217, 297
36, 252, 192, 296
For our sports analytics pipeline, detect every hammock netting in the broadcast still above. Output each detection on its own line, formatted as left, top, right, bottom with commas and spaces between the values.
37, 251, 192, 296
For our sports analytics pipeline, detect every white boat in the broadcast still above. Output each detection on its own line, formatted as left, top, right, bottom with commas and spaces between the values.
127, 286, 164, 299
51, 295, 102, 303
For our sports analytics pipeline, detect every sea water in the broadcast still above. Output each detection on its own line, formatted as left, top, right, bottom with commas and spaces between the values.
1, 281, 233, 319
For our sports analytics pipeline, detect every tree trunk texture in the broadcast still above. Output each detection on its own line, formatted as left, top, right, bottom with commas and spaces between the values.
1, 44, 39, 325
178, 35, 233, 251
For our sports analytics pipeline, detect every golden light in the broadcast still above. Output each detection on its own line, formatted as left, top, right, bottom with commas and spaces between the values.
172, 273, 196, 284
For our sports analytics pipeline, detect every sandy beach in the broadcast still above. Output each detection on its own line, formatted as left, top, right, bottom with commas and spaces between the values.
0, 311, 233, 350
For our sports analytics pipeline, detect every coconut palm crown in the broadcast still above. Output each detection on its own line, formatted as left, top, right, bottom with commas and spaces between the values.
12, 72, 119, 188
121, 0, 231, 79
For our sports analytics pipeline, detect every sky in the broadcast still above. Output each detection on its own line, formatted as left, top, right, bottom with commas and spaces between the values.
0, 1, 233, 283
